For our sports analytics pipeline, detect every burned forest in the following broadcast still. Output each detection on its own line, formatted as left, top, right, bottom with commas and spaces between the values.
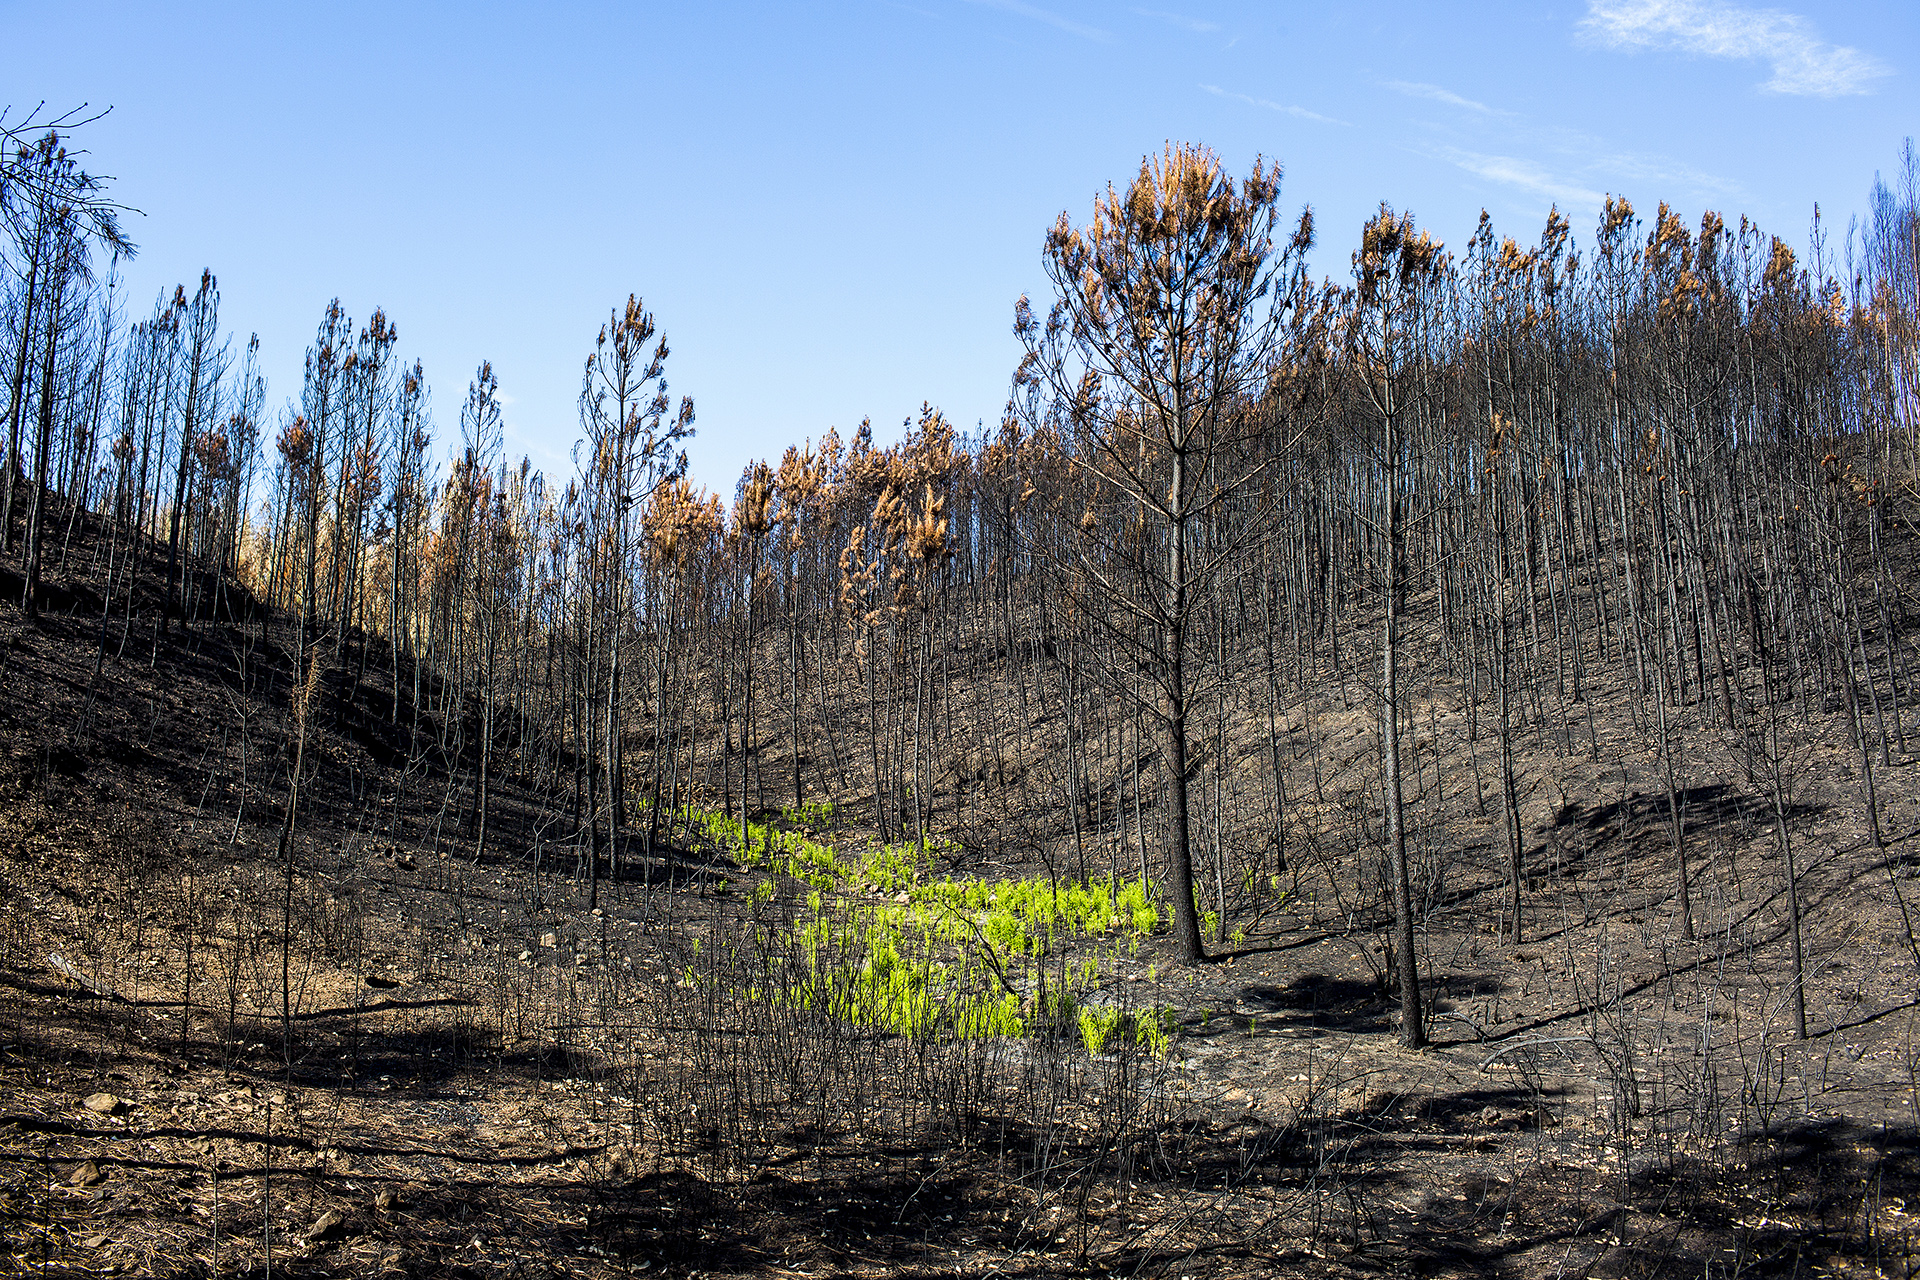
4, 118, 1920, 1279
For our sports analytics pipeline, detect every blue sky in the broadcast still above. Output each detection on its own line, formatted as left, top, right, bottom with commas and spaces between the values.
3, 0, 1914, 493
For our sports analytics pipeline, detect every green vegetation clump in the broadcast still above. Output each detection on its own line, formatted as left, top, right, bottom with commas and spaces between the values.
1076, 1003, 1171, 1057
679, 806, 1168, 1052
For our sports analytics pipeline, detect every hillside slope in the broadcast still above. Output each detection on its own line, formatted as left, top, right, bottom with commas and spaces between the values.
2, 501, 1920, 1279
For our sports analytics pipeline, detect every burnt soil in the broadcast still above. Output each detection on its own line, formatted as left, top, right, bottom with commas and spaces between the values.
4, 514, 1920, 1279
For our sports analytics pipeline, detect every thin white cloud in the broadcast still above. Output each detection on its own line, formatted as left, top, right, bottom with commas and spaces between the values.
1385, 80, 1500, 114
1583, 146, 1743, 201
1133, 7, 1220, 33
1579, 0, 1890, 97
1502, 121, 1744, 200
959, 0, 1113, 42
1436, 147, 1608, 209
1199, 84, 1347, 126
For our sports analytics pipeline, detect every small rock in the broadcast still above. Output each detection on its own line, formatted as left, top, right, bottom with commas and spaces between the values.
69, 1160, 105, 1187
307, 1210, 347, 1243
517, 950, 532, 962
539, 933, 557, 949
81, 1233, 109, 1249
82, 1093, 124, 1116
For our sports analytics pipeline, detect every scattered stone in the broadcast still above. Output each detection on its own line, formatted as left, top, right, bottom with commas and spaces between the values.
518, 950, 532, 962
81, 1233, 109, 1249
540, 933, 557, 949
307, 1210, 347, 1243
69, 1160, 105, 1187
82, 1093, 125, 1116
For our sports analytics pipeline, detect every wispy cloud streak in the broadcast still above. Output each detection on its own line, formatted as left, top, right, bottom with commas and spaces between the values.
1385, 80, 1501, 114
1133, 7, 1219, 33
1435, 147, 1608, 209
959, 0, 1113, 43
1199, 84, 1347, 126
1580, 0, 1889, 96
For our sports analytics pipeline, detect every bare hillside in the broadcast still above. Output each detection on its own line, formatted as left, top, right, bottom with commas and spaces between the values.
3, 496, 1920, 1280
